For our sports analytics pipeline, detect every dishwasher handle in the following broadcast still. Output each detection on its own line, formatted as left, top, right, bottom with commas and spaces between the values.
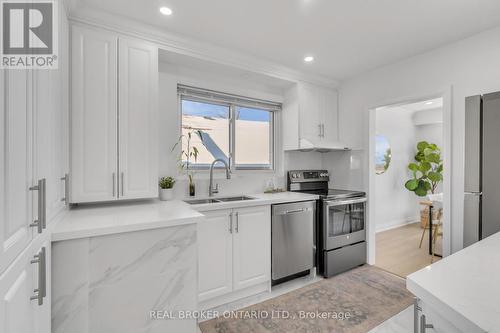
281, 208, 312, 215
273, 201, 315, 217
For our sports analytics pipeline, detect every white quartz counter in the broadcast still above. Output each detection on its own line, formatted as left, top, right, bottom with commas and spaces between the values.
407, 231, 500, 333
187, 191, 319, 212
52, 192, 318, 241
52, 199, 204, 241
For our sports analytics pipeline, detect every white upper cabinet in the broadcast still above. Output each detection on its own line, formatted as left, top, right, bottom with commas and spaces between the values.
0, 70, 34, 274
34, 69, 68, 223
70, 26, 158, 203
118, 38, 158, 200
321, 87, 339, 143
283, 81, 340, 150
71, 26, 118, 203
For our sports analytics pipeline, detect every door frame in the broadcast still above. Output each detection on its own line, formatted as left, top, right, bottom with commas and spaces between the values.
367, 86, 452, 264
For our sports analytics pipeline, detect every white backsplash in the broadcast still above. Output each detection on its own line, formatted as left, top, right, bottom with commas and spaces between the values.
163, 150, 365, 199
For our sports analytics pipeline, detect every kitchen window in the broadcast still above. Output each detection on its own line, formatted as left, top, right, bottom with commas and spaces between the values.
179, 85, 279, 170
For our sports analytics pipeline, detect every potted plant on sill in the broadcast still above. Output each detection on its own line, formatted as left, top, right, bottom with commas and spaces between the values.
159, 176, 175, 201
172, 129, 201, 197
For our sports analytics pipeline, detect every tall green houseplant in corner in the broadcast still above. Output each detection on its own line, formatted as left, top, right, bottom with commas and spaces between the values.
405, 141, 443, 197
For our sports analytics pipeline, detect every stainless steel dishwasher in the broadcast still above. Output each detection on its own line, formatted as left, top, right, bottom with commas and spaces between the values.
272, 200, 315, 285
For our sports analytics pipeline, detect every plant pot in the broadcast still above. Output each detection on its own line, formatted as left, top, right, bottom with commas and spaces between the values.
159, 188, 173, 201
189, 182, 195, 197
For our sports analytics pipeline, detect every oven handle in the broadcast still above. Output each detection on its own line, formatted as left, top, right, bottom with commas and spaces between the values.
325, 197, 367, 206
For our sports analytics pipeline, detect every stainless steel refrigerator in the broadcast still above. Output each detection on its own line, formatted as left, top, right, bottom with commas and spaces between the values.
464, 92, 500, 247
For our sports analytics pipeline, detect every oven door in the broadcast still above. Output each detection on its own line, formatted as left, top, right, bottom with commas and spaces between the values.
323, 197, 366, 250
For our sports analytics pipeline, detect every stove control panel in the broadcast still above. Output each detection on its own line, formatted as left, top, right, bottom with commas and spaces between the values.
288, 170, 330, 183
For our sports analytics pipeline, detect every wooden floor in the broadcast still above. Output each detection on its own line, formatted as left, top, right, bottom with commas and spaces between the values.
375, 222, 441, 278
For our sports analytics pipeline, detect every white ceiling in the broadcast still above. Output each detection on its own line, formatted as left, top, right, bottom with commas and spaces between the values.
158, 49, 295, 92
75, 0, 500, 80
377, 97, 443, 112
400, 98, 443, 112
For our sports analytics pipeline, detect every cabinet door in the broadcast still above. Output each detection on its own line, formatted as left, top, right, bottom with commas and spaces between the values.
118, 38, 158, 200
71, 26, 118, 203
0, 241, 50, 333
33, 69, 65, 222
33, 241, 51, 333
198, 210, 233, 302
233, 206, 271, 291
298, 82, 321, 145
321, 88, 339, 143
0, 70, 34, 274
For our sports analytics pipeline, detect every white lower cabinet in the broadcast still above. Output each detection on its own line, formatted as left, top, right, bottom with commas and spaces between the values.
197, 205, 271, 309
415, 298, 468, 333
0, 239, 51, 333
232, 206, 271, 291
198, 210, 233, 302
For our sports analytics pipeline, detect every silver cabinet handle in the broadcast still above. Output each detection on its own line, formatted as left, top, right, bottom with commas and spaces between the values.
121, 172, 124, 196
112, 173, 116, 197
414, 298, 421, 333
29, 178, 46, 233
318, 124, 322, 137
235, 212, 239, 233
420, 314, 434, 332
229, 212, 233, 234
325, 197, 367, 207
322, 124, 325, 137
60, 174, 69, 205
30, 247, 46, 306
40, 179, 46, 229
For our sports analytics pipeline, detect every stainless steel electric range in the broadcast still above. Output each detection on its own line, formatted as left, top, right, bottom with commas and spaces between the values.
287, 170, 367, 277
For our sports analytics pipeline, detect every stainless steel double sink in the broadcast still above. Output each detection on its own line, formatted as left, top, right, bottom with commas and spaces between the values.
184, 196, 255, 205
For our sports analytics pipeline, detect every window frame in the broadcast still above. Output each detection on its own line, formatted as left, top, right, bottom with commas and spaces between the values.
179, 91, 277, 171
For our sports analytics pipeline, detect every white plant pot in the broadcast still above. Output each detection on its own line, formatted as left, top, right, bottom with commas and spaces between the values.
159, 188, 174, 201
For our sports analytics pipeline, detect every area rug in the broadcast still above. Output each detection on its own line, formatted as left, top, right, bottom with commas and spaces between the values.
199, 265, 413, 333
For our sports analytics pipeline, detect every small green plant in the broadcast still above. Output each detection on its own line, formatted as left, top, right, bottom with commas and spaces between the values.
159, 176, 175, 189
171, 129, 202, 188
405, 141, 443, 197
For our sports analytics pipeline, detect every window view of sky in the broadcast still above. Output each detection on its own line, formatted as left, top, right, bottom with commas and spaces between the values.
181, 99, 271, 166
182, 100, 270, 122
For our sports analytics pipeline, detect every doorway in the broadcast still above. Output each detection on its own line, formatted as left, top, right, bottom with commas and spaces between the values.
369, 96, 450, 278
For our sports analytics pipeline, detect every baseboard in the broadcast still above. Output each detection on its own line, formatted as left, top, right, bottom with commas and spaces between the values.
198, 282, 270, 312
376, 217, 420, 233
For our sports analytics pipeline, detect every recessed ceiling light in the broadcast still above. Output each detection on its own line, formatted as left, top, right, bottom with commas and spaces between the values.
425, 101, 433, 105
160, 7, 173, 15
304, 56, 314, 63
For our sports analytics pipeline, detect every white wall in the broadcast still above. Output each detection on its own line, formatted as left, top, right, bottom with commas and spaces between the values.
338, 25, 500, 253
374, 107, 420, 231
158, 61, 327, 197
415, 124, 443, 150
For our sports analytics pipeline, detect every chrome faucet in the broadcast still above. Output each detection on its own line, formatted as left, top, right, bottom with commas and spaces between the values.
209, 159, 231, 196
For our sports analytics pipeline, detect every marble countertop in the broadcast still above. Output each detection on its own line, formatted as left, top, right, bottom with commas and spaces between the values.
53, 192, 318, 242
407, 231, 500, 333
52, 199, 205, 242
187, 191, 319, 212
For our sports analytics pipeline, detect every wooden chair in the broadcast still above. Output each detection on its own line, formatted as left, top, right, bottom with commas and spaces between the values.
419, 200, 443, 263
